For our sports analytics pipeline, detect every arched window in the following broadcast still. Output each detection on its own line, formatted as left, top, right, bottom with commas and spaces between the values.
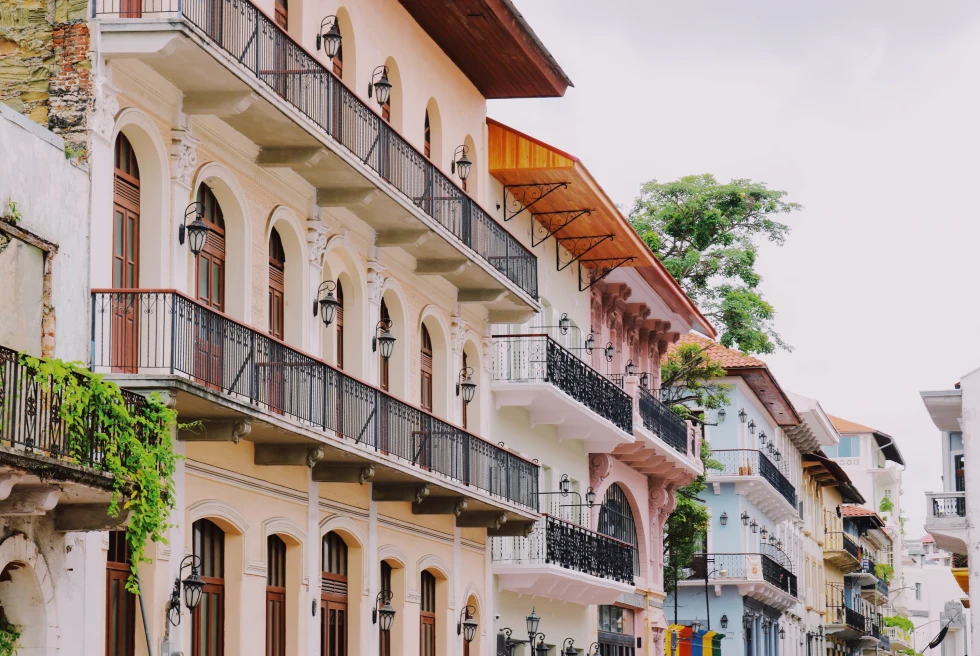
192, 519, 225, 656
266, 535, 286, 656
379, 561, 392, 656
424, 111, 431, 158
420, 324, 433, 412
268, 228, 285, 340
274, 0, 287, 29
420, 571, 436, 656
106, 530, 135, 656
321, 532, 348, 656
112, 134, 141, 374
195, 184, 226, 311
598, 484, 639, 577
336, 283, 345, 370
379, 299, 390, 391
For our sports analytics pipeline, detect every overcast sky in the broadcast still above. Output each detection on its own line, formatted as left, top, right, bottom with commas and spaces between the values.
489, 0, 980, 534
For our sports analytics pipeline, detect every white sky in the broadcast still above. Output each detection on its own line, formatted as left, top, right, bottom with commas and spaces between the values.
489, 0, 980, 534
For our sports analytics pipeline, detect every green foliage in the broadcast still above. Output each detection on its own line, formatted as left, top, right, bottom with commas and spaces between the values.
898, 649, 923, 656
628, 174, 801, 354
2, 200, 21, 223
63, 144, 85, 161
0, 615, 19, 655
660, 342, 733, 411
20, 354, 179, 592
884, 616, 914, 633
875, 563, 894, 584
879, 497, 894, 514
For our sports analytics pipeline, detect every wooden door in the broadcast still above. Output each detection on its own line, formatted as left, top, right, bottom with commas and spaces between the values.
266, 229, 286, 414
105, 531, 135, 656
266, 535, 286, 656
119, 0, 141, 18
416, 325, 434, 469
192, 519, 225, 656
419, 571, 436, 656
194, 185, 226, 390
111, 134, 140, 373
321, 532, 348, 656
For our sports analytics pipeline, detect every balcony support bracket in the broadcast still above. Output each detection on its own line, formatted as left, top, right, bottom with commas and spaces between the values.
178, 420, 251, 443
579, 257, 636, 291
531, 210, 592, 247
312, 463, 375, 484
373, 483, 430, 504
488, 521, 536, 537
255, 445, 324, 468
413, 497, 468, 516
457, 512, 508, 529
503, 183, 569, 221
556, 235, 613, 272
55, 503, 131, 532
416, 259, 471, 276
0, 485, 59, 516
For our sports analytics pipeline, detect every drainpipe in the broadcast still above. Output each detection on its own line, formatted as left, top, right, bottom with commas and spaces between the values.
135, 574, 155, 656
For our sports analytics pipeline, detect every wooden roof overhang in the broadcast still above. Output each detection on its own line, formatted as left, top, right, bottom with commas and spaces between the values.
487, 119, 715, 337
725, 366, 802, 427
802, 452, 865, 504
397, 0, 572, 98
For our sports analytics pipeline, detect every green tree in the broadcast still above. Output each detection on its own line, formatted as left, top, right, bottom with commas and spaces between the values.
629, 174, 801, 354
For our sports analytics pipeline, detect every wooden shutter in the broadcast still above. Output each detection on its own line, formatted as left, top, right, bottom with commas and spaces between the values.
274, 0, 287, 29
420, 325, 433, 412
268, 228, 285, 340
111, 134, 141, 374
461, 352, 468, 429
266, 535, 287, 656
321, 532, 348, 656
420, 571, 436, 656
195, 184, 226, 312
336, 283, 344, 370
424, 111, 431, 158
106, 531, 136, 656
193, 519, 225, 656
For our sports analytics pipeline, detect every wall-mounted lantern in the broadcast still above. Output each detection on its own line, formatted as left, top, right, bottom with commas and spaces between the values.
562, 638, 577, 656
456, 367, 477, 404
759, 431, 767, 445
372, 319, 396, 360
750, 520, 758, 533
314, 280, 341, 327
585, 330, 595, 354
559, 313, 570, 335
717, 408, 726, 423
315, 15, 342, 58
586, 487, 596, 506
760, 526, 769, 540
452, 145, 472, 182
559, 474, 571, 496
373, 589, 396, 632
604, 342, 615, 363
738, 408, 747, 423
748, 419, 756, 435
179, 202, 210, 257
741, 511, 750, 526
167, 555, 205, 626
368, 65, 392, 106
625, 359, 636, 377
720, 615, 729, 629
457, 605, 478, 643
719, 511, 728, 526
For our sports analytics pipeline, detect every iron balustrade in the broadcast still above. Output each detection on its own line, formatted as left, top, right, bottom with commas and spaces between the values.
929, 492, 966, 518
90, 290, 538, 509
863, 577, 888, 598
863, 603, 884, 641
709, 449, 797, 508
826, 584, 865, 631
490, 334, 633, 434
0, 344, 149, 470
92, 0, 538, 300
688, 553, 797, 598
491, 514, 634, 584
637, 386, 689, 454
825, 531, 861, 561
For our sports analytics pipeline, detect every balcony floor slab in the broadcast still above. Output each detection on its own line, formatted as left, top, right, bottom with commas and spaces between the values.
613, 423, 700, 486
707, 476, 798, 523
493, 563, 635, 606
678, 577, 797, 611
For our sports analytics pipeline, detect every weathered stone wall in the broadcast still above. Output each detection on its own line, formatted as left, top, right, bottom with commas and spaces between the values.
0, 0, 90, 157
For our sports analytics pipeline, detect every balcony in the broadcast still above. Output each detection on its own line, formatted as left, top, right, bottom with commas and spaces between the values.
489, 334, 634, 451
94, 0, 538, 318
847, 554, 880, 587
925, 491, 967, 554
0, 345, 153, 530
706, 449, 798, 521
491, 515, 635, 605
90, 290, 539, 522
824, 532, 862, 573
885, 625, 912, 651
680, 552, 798, 611
826, 584, 865, 641
861, 576, 888, 604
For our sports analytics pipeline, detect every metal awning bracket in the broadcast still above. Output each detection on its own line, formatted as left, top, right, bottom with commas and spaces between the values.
530, 209, 592, 247
578, 256, 636, 291
502, 182, 569, 221
556, 235, 613, 271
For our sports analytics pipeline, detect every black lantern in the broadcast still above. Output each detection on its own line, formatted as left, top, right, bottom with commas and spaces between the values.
451, 145, 472, 183
779, 626, 786, 640
372, 319, 396, 360
585, 331, 595, 354
748, 419, 756, 435
373, 590, 396, 632
639, 372, 650, 388
535, 636, 550, 656
625, 359, 636, 376
368, 65, 392, 106
167, 555, 205, 626
316, 15, 342, 58
750, 520, 758, 533
585, 487, 596, 506
559, 313, 571, 335
760, 526, 768, 540
691, 620, 702, 634
741, 511, 749, 526
717, 408, 726, 423
559, 474, 571, 496
719, 511, 728, 526
720, 615, 729, 629
743, 614, 753, 631
775, 450, 782, 462
179, 202, 210, 257
314, 280, 341, 327
759, 431, 767, 445
768, 442, 776, 455
563, 637, 577, 656
457, 605, 478, 643
738, 408, 747, 423
586, 643, 599, 656
604, 342, 615, 363
526, 608, 541, 641
456, 366, 477, 404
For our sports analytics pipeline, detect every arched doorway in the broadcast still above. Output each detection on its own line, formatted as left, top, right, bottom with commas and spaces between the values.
193, 184, 226, 390
420, 570, 436, 656
321, 531, 348, 656
379, 560, 392, 656
111, 133, 140, 373
268, 228, 285, 340
598, 483, 639, 576
192, 518, 226, 656
266, 535, 286, 656
106, 530, 136, 655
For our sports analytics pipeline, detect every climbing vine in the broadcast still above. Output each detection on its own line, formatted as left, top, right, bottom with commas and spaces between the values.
884, 615, 914, 633
0, 615, 20, 655
879, 496, 894, 514
21, 354, 179, 592
875, 562, 895, 584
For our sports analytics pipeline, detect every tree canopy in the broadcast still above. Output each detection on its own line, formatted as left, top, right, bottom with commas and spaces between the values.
629, 174, 801, 354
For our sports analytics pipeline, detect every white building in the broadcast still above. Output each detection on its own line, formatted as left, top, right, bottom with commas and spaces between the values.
904, 536, 969, 656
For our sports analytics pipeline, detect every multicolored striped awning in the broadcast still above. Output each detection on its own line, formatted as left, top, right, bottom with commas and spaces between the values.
666, 625, 725, 656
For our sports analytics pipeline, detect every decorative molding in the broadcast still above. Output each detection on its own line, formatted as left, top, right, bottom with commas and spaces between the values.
451, 315, 467, 356
93, 76, 120, 142
367, 258, 386, 305
319, 514, 367, 547
307, 220, 329, 268
170, 129, 200, 188
185, 461, 308, 506
377, 544, 410, 569
261, 516, 309, 586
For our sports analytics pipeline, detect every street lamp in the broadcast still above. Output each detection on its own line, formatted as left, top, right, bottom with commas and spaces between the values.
179, 202, 210, 256
456, 366, 477, 403
315, 15, 342, 57
691, 619, 702, 634
314, 280, 341, 327
372, 319, 396, 360
372, 589, 396, 632
457, 605, 478, 643
563, 638, 577, 656
452, 145, 472, 182
526, 608, 541, 642
368, 65, 392, 106
167, 555, 205, 626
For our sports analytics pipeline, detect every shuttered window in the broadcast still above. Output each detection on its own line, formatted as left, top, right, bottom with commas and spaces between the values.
420, 571, 436, 656
266, 535, 286, 656
192, 519, 225, 656
321, 532, 348, 656
420, 325, 433, 412
268, 228, 285, 340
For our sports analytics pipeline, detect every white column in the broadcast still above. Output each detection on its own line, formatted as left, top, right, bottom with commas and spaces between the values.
165, 421, 186, 656
365, 256, 385, 386
307, 219, 328, 357
168, 128, 198, 295
88, 75, 119, 292
367, 483, 379, 655
307, 471, 320, 655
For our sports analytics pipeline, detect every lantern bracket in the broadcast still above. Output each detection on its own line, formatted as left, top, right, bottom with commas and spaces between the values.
530, 209, 592, 247
556, 235, 613, 271
579, 256, 635, 291
503, 183, 568, 222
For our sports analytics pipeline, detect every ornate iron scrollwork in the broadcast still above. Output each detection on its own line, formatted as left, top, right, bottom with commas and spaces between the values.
578, 256, 635, 291
530, 210, 592, 247
502, 183, 568, 221
555, 235, 613, 271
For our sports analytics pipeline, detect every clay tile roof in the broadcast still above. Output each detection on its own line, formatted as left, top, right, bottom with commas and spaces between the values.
922, 534, 936, 544
668, 334, 768, 368
828, 415, 905, 466
841, 505, 875, 517
829, 415, 877, 434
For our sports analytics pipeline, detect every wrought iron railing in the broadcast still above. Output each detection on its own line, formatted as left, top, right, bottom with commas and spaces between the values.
688, 553, 797, 598
491, 514, 634, 584
826, 584, 865, 631
825, 531, 861, 561
928, 491, 966, 519
637, 386, 688, 454
864, 577, 888, 599
92, 0, 538, 300
489, 334, 633, 434
0, 344, 149, 470
708, 449, 797, 508
864, 602, 884, 641
90, 290, 538, 509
